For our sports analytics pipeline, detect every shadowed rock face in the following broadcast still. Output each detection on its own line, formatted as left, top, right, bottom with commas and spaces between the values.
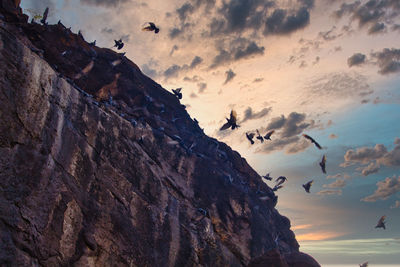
0, 1, 320, 266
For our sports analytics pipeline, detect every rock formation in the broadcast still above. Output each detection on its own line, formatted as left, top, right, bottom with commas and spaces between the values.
0, 0, 320, 266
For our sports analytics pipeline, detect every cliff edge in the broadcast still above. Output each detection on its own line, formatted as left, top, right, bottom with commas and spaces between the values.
0, 1, 319, 266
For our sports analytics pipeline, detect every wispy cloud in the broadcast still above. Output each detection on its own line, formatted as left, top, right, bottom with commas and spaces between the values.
362, 175, 400, 202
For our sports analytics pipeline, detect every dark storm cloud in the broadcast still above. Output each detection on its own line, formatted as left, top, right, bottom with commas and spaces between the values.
241, 107, 272, 123
347, 53, 367, 67
362, 175, 400, 202
224, 69, 236, 84
370, 48, 400, 74
80, 0, 130, 7
177, 2, 195, 21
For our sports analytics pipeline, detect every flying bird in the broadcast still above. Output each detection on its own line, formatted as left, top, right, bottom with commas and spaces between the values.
303, 134, 322, 149
142, 22, 160, 33
275, 176, 287, 187
220, 110, 240, 130
172, 88, 182, 99
246, 132, 255, 145
262, 173, 272, 181
256, 129, 264, 143
264, 130, 275, 140
359, 262, 368, 267
40, 7, 49, 25
113, 39, 124, 50
319, 155, 326, 174
302, 180, 314, 193
375, 216, 386, 230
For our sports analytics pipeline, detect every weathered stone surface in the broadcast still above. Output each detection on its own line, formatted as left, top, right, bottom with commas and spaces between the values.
0, 1, 320, 266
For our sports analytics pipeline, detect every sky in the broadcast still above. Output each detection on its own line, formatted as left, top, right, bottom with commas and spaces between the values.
20, 0, 400, 265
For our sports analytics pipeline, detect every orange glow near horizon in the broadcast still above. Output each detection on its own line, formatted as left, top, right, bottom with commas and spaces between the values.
296, 232, 346, 241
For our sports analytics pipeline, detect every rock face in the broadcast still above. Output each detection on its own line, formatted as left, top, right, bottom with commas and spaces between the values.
0, 1, 320, 266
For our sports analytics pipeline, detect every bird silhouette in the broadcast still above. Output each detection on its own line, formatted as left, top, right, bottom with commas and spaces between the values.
142, 22, 160, 33
256, 129, 264, 143
375, 216, 386, 229
359, 262, 368, 267
302, 180, 314, 193
275, 176, 287, 187
220, 110, 240, 130
264, 130, 275, 140
262, 173, 272, 181
172, 88, 182, 99
114, 39, 124, 50
40, 7, 49, 25
303, 134, 322, 149
246, 132, 255, 144
319, 155, 326, 174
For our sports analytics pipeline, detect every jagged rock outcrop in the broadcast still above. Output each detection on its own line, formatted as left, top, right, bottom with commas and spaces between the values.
0, 1, 320, 266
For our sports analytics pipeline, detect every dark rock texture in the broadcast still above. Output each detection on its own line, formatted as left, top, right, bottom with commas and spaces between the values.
0, 1, 320, 266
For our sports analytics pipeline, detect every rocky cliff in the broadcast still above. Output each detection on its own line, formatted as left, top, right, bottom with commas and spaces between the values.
0, 1, 319, 266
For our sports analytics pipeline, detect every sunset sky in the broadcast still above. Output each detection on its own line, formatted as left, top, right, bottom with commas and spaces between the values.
21, 0, 400, 265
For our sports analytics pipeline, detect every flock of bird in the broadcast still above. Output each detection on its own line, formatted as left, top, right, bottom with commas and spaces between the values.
32, 7, 388, 266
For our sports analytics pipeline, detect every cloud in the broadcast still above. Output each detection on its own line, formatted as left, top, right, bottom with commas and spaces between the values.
347, 53, 367, 67
169, 45, 179, 56
390, 200, 400, 209
80, 0, 130, 7
296, 231, 345, 241
370, 48, 400, 74
256, 111, 315, 154
342, 138, 400, 174
327, 173, 351, 180
266, 112, 313, 138
334, 0, 400, 31
329, 134, 338, 139
368, 22, 386, 34
257, 136, 301, 154
190, 56, 203, 68
317, 189, 342, 196
101, 27, 114, 34
190, 92, 198, 98
304, 72, 372, 101
210, 38, 265, 68
362, 176, 400, 202
253, 78, 264, 83
323, 179, 346, 188
263, 7, 312, 35
343, 144, 388, 164
285, 139, 311, 154
197, 82, 207, 93
241, 107, 272, 123
163, 56, 204, 79
224, 69, 236, 84
359, 162, 380, 176
318, 26, 342, 41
